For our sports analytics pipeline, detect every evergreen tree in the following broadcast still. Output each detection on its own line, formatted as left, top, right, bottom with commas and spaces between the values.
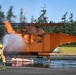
31, 16, 34, 23
0, 26, 6, 39
19, 8, 26, 23
69, 13, 73, 24
0, 5, 5, 23
37, 5, 48, 23
6, 6, 16, 22
36, 5, 51, 32
61, 12, 68, 23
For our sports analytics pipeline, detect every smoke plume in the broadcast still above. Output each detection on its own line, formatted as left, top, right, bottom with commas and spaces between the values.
2, 34, 25, 52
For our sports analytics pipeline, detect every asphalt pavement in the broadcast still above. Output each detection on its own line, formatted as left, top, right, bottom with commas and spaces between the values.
0, 66, 76, 75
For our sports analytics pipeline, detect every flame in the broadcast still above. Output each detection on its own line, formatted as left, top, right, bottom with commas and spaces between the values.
4, 21, 23, 37
4, 21, 15, 34
4, 21, 35, 43
24, 35, 36, 43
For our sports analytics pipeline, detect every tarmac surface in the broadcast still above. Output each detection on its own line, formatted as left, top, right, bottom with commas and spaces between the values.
0, 55, 76, 75
0, 66, 76, 75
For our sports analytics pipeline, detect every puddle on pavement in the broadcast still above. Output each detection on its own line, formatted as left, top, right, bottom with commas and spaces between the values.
6, 58, 76, 69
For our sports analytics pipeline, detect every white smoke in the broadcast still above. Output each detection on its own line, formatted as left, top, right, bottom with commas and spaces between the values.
2, 34, 25, 52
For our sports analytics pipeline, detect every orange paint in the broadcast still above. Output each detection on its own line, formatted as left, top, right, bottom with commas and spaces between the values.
4, 21, 76, 56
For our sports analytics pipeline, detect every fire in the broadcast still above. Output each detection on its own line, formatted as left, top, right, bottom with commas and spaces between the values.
4, 21, 35, 43
4, 21, 15, 34
24, 34, 36, 43
5, 21, 22, 37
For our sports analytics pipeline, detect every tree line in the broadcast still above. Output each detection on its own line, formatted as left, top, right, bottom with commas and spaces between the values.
0, 5, 76, 40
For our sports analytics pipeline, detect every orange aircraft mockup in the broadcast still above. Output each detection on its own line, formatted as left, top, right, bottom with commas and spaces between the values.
4, 21, 76, 60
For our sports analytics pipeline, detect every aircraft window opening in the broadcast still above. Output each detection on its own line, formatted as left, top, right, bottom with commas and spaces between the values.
36, 35, 42, 43
24, 34, 42, 43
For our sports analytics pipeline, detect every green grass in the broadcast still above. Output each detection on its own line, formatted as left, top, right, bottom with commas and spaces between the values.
58, 47, 76, 55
